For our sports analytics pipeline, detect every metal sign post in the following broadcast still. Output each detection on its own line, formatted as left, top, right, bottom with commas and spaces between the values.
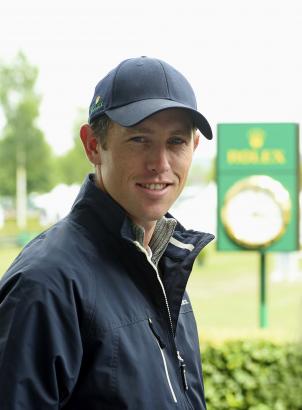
259, 252, 268, 328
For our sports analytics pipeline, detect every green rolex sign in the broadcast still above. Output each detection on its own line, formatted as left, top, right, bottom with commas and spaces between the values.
217, 123, 300, 252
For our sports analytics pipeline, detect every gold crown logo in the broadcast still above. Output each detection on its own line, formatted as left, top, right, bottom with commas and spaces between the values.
248, 128, 265, 149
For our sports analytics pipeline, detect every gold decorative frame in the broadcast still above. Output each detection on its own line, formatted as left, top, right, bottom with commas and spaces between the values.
221, 175, 292, 249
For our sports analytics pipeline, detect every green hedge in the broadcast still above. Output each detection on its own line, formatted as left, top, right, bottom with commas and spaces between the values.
202, 340, 302, 410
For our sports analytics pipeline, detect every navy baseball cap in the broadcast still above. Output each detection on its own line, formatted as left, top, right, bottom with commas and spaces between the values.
88, 56, 212, 140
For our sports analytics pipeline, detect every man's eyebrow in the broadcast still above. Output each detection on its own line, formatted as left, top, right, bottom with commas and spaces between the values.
124, 126, 154, 134
124, 125, 193, 135
171, 128, 192, 135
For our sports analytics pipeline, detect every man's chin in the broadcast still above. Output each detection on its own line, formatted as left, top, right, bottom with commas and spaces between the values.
130, 211, 168, 227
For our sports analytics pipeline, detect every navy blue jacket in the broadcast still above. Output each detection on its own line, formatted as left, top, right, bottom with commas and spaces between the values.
0, 175, 214, 409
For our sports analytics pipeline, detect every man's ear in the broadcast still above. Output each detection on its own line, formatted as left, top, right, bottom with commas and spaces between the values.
193, 130, 200, 151
80, 124, 101, 165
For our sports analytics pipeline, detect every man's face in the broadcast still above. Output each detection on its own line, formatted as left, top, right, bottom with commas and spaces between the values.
96, 109, 199, 228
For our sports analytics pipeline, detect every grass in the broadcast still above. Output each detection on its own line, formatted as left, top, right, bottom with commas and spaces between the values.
190, 242, 302, 343
0, 216, 44, 275
0, 216, 44, 237
1, 234, 302, 343
0, 245, 21, 275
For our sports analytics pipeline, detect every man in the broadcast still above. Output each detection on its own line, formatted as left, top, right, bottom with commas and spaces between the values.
0, 56, 214, 409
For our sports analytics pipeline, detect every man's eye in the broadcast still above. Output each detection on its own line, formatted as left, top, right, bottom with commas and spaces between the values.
129, 136, 146, 143
169, 137, 186, 145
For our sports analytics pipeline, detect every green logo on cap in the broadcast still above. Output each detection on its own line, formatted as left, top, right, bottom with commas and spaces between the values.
90, 95, 104, 115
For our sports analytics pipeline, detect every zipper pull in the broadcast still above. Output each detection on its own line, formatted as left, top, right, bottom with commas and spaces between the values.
148, 318, 166, 349
177, 351, 189, 391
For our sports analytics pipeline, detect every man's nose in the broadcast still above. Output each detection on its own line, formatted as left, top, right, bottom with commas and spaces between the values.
146, 146, 170, 174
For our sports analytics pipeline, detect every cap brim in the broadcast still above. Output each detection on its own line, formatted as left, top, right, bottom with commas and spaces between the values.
106, 99, 212, 140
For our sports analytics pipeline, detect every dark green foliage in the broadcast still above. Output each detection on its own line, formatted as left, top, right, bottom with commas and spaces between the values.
57, 135, 92, 185
0, 52, 55, 196
56, 108, 92, 185
202, 340, 302, 409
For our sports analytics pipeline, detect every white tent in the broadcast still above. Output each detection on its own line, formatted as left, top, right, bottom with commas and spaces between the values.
171, 183, 216, 234
32, 184, 80, 225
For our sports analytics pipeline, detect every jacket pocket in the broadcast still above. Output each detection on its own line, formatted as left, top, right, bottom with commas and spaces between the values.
148, 318, 177, 404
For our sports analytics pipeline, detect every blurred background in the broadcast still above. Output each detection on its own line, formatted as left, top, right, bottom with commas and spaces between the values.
1, 1, 302, 408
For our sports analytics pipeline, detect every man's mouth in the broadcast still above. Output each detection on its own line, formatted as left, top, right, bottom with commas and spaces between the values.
138, 183, 169, 191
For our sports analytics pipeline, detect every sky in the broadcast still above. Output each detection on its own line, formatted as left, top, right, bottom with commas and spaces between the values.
0, 0, 301, 159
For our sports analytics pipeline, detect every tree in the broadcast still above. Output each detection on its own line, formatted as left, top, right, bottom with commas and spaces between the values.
186, 157, 216, 186
0, 52, 55, 226
56, 108, 93, 185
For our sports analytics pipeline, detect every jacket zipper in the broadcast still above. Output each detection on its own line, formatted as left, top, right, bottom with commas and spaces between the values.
177, 351, 188, 391
134, 241, 175, 337
135, 241, 190, 400
148, 318, 177, 403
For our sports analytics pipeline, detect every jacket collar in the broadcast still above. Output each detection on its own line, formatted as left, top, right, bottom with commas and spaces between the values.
71, 174, 133, 238
71, 174, 214, 258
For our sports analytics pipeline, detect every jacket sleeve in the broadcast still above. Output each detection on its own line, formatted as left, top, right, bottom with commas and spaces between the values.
0, 272, 84, 410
